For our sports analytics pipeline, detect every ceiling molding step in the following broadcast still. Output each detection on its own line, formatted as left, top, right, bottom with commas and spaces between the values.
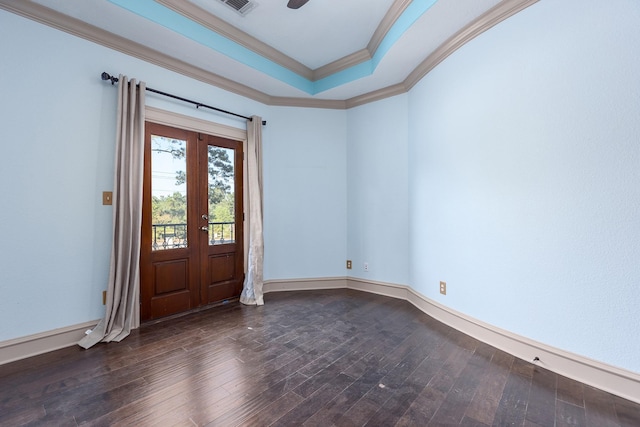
269, 97, 347, 110
313, 0, 412, 81
404, 0, 540, 91
157, 0, 314, 81
0, 0, 541, 111
158, 0, 410, 84
313, 49, 372, 81
168, 59, 272, 105
368, 0, 413, 54
346, 83, 407, 109
313, 0, 410, 81
0, 0, 272, 105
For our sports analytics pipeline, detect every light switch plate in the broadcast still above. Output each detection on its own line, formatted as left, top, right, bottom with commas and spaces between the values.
102, 191, 113, 205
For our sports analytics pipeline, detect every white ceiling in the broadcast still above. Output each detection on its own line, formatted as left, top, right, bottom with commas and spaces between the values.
187, 0, 396, 69
13, 0, 526, 103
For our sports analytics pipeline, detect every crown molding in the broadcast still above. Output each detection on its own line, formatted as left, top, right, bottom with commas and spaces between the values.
0, 0, 274, 104
0, 0, 343, 109
0, 0, 539, 110
313, 49, 372, 81
313, 0, 410, 81
346, 83, 408, 109
157, 0, 314, 80
404, 0, 540, 91
368, 0, 413, 54
269, 96, 347, 110
158, 0, 410, 83
347, 0, 540, 108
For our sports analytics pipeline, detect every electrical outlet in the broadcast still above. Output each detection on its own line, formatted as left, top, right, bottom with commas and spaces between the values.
440, 281, 447, 295
363, 262, 369, 272
346, 260, 352, 269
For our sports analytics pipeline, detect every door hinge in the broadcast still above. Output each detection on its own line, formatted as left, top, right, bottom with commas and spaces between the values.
198, 133, 203, 141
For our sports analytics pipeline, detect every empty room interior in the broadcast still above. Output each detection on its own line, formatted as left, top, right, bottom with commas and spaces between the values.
1, 0, 639, 425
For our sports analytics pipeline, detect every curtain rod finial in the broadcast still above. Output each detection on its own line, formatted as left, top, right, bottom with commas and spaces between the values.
101, 72, 118, 85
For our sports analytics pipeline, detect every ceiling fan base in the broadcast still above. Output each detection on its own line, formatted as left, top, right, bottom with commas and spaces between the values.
287, 0, 310, 9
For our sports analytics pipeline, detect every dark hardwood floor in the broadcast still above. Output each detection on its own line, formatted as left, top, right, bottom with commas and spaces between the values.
1, 289, 639, 426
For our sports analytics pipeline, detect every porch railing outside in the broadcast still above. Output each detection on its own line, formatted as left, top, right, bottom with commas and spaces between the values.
152, 222, 235, 250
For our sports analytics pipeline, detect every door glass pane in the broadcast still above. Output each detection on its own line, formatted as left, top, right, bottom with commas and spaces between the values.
208, 146, 235, 245
151, 135, 187, 250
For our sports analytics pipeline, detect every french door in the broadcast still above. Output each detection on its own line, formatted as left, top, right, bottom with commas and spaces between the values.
140, 122, 244, 321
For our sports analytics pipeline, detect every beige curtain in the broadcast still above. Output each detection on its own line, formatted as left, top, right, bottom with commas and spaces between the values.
79, 75, 145, 349
240, 116, 264, 306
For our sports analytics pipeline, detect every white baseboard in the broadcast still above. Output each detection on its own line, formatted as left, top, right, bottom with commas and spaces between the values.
0, 278, 342, 366
4, 277, 638, 405
263, 277, 347, 293
265, 276, 640, 405
0, 320, 99, 366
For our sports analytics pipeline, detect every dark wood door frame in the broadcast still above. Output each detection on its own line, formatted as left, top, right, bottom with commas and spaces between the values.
140, 122, 244, 321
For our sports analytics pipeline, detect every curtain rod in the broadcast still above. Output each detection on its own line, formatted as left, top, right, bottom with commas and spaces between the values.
101, 72, 266, 125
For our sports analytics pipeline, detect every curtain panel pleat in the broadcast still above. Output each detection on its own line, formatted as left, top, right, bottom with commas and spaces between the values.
79, 75, 145, 349
240, 116, 264, 306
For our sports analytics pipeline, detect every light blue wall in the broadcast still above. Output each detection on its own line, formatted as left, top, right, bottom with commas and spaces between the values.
1, 11, 115, 341
2, 0, 639, 377
408, 0, 640, 373
347, 96, 409, 284
0, 9, 344, 341
263, 107, 347, 279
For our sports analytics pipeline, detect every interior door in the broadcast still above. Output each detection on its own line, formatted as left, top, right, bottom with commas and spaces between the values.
140, 122, 244, 321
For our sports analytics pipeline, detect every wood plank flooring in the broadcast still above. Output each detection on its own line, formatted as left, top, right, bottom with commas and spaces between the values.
1, 289, 639, 426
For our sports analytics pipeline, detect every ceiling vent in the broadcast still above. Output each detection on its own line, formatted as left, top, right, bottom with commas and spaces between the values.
217, 0, 257, 16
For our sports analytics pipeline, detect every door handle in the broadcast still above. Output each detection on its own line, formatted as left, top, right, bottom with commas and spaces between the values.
200, 226, 208, 232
